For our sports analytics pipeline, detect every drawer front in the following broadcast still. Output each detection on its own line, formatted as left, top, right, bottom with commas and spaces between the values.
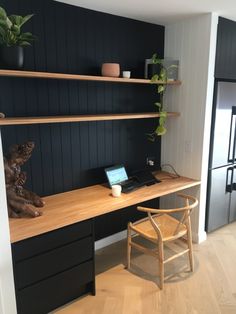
15, 236, 93, 290
16, 260, 94, 314
12, 219, 93, 262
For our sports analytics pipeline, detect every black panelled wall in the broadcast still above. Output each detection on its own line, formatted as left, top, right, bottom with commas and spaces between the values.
0, 0, 164, 239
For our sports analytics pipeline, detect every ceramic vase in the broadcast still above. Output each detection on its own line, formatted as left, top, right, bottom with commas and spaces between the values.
101, 63, 120, 77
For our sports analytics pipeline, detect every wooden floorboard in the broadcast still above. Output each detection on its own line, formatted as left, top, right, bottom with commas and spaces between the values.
53, 222, 236, 314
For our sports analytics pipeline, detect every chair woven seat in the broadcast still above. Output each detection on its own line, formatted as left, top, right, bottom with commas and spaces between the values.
132, 214, 187, 242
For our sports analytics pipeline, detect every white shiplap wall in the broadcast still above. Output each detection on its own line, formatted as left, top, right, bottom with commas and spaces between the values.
162, 13, 218, 242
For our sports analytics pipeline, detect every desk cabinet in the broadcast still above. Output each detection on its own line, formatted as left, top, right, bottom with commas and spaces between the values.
11, 219, 95, 314
9, 173, 201, 313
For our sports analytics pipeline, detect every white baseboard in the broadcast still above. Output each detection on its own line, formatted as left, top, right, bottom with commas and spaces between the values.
95, 230, 127, 250
192, 231, 207, 244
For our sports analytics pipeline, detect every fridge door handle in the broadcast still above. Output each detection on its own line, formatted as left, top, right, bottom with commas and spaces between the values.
233, 166, 236, 191
226, 167, 233, 193
228, 107, 236, 163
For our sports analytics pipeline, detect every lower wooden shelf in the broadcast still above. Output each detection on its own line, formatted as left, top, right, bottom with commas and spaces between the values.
0, 112, 180, 126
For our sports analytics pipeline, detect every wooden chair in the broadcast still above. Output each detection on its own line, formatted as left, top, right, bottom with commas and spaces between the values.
127, 194, 198, 289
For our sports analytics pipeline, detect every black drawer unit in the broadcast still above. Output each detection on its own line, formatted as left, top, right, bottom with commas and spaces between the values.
11, 219, 95, 314
17, 261, 94, 314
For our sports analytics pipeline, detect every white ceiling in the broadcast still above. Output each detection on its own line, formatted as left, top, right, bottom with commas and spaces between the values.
55, 0, 236, 25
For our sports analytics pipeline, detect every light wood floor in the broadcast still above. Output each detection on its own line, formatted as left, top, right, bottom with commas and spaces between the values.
54, 222, 236, 314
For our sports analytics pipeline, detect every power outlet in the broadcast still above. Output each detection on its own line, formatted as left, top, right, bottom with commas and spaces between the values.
146, 156, 155, 166
184, 140, 192, 153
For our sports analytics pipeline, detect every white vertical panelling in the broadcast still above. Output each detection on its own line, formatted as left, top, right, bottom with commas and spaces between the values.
162, 13, 218, 243
0, 131, 17, 314
198, 13, 218, 242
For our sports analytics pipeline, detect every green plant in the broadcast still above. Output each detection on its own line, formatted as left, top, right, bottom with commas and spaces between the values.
147, 53, 177, 140
0, 6, 36, 47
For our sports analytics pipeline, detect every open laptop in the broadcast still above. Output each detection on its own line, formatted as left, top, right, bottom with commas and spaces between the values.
105, 165, 141, 193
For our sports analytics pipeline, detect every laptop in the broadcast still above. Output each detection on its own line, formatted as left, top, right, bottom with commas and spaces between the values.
132, 169, 161, 186
105, 165, 141, 193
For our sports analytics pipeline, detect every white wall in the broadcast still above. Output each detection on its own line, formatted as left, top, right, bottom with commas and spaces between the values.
162, 13, 218, 243
0, 131, 17, 314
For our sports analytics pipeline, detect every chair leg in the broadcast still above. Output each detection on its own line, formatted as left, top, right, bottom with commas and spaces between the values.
158, 241, 164, 289
186, 218, 194, 272
187, 237, 194, 272
127, 223, 131, 269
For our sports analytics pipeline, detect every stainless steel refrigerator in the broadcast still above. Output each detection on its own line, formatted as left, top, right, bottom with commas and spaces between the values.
206, 81, 236, 232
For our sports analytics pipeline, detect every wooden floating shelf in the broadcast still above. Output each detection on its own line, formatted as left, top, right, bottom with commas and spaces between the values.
0, 112, 180, 126
0, 69, 181, 85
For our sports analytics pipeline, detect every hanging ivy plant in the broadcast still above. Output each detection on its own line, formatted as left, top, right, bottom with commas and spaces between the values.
147, 53, 177, 141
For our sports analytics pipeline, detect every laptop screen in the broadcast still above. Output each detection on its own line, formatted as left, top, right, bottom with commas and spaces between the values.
105, 165, 128, 186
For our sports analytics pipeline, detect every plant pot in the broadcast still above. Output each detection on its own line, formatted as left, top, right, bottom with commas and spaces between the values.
0, 46, 24, 69
101, 63, 120, 77
145, 58, 162, 79
147, 64, 161, 79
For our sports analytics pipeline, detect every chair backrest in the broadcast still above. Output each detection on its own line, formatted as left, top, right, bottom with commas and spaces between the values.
137, 194, 198, 239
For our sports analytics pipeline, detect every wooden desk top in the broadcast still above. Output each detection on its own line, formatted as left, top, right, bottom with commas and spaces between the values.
9, 171, 200, 243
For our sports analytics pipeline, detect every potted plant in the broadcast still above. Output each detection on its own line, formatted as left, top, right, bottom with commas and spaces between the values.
0, 6, 36, 69
147, 53, 177, 140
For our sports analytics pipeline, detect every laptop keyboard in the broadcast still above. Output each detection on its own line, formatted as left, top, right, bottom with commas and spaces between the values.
121, 179, 135, 186
120, 179, 141, 193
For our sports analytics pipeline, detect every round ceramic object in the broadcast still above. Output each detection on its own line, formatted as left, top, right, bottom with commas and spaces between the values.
101, 63, 120, 77
111, 184, 122, 197
122, 71, 131, 78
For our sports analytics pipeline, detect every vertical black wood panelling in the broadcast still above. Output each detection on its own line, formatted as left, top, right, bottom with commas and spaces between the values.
0, 0, 164, 197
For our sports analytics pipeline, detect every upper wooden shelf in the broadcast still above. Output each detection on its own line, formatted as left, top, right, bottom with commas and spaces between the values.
0, 69, 181, 85
0, 112, 180, 126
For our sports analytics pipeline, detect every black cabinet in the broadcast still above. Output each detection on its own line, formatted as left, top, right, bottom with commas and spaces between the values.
11, 219, 95, 314
215, 17, 236, 79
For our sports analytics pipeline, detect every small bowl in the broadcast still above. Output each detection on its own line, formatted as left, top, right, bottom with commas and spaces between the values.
101, 63, 120, 77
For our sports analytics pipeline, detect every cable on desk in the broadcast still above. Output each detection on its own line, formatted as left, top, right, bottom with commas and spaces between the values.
160, 164, 180, 179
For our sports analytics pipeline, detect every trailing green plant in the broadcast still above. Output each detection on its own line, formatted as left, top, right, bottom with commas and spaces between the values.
147, 53, 177, 140
0, 6, 36, 47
